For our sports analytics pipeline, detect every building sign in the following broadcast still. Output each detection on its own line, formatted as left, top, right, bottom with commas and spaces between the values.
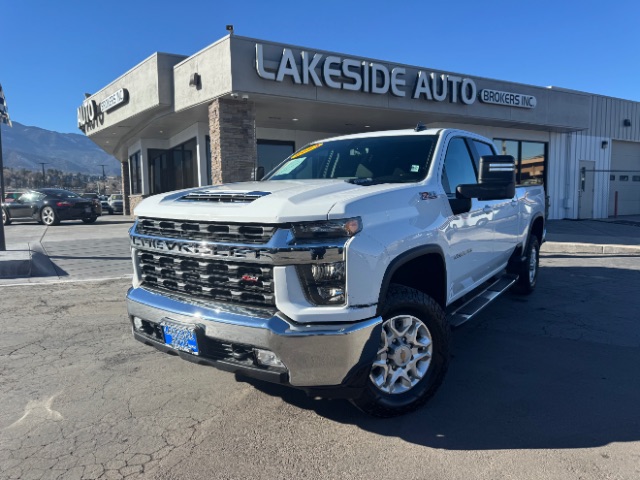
77, 88, 129, 132
255, 44, 535, 109
479, 89, 536, 109
100, 88, 128, 113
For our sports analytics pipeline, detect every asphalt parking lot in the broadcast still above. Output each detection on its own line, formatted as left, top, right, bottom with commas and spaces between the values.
1, 250, 639, 479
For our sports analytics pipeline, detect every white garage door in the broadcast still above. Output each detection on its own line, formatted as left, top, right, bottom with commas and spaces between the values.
609, 141, 640, 216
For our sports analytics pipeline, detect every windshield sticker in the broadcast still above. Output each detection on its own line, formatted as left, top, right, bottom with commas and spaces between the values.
277, 156, 306, 174
411, 164, 420, 172
291, 143, 322, 159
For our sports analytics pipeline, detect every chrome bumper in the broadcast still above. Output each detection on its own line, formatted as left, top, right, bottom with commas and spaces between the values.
126, 286, 382, 387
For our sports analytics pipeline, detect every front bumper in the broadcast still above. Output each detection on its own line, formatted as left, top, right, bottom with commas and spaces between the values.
127, 286, 382, 388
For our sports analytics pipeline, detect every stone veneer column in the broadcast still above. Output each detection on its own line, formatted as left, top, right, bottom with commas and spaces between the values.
208, 98, 257, 185
121, 159, 131, 215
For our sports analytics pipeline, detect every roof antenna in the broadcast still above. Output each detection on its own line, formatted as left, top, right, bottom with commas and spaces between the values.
414, 122, 427, 132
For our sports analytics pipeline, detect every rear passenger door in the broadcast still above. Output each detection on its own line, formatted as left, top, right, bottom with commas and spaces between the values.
441, 136, 495, 299
470, 139, 519, 265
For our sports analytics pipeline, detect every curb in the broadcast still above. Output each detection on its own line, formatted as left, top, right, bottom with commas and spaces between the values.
542, 242, 640, 255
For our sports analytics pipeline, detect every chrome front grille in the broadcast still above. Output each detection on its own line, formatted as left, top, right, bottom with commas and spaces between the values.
138, 251, 275, 307
136, 217, 278, 244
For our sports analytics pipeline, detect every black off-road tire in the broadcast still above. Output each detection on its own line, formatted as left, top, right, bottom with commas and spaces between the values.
350, 284, 451, 418
2, 209, 10, 225
511, 236, 540, 295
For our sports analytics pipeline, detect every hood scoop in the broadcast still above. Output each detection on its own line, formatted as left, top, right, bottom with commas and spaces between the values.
180, 190, 271, 203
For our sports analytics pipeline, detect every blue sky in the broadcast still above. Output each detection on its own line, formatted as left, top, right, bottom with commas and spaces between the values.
2, 0, 639, 134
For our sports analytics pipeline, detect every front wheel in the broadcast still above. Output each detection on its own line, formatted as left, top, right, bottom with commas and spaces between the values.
350, 284, 450, 417
511, 236, 540, 295
40, 206, 60, 226
2, 209, 10, 225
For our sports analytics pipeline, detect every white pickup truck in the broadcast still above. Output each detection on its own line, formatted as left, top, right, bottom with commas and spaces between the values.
127, 126, 545, 417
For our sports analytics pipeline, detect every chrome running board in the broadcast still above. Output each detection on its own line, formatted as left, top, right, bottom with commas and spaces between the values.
447, 273, 518, 328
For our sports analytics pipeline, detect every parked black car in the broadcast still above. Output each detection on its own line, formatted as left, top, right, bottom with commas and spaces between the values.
1, 189, 100, 226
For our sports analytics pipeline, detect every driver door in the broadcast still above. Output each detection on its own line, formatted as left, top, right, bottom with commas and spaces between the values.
440, 136, 496, 301
6, 193, 35, 219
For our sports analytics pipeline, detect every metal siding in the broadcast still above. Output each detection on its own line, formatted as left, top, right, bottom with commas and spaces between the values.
548, 132, 568, 219
591, 96, 640, 142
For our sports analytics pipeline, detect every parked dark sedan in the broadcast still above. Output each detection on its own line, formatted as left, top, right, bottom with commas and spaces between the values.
1, 189, 100, 226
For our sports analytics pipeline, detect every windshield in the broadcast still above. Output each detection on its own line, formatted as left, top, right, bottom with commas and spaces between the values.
264, 135, 437, 184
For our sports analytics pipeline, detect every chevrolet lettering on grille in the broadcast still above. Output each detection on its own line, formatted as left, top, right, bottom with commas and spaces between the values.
131, 236, 218, 255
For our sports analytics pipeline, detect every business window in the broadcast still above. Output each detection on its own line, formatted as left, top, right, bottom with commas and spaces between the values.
493, 139, 547, 186
258, 140, 295, 176
148, 138, 198, 195
129, 151, 141, 194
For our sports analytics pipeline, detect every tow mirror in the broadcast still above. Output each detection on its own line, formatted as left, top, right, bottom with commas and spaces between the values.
457, 155, 515, 200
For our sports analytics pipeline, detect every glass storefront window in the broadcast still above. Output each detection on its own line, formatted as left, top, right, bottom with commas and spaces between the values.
258, 140, 295, 176
129, 151, 141, 194
493, 138, 547, 186
520, 142, 545, 185
148, 138, 198, 195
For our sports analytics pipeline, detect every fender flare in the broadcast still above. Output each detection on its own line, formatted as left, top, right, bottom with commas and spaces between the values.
377, 244, 447, 313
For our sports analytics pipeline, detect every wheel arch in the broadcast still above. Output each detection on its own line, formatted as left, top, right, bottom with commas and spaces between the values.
377, 245, 447, 314
530, 213, 545, 246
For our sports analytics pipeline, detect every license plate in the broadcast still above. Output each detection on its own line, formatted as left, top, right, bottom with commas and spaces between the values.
162, 320, 199, 355
84, 207, 91, 213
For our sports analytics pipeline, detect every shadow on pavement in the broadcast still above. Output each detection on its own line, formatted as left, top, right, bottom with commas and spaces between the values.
240, 263, 640, 450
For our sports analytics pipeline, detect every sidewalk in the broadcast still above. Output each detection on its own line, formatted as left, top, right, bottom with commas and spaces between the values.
543, 216, 640, 254
0, 216, 134, 284
1, 215, 639, 283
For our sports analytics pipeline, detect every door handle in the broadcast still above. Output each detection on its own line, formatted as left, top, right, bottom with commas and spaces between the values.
483, 205, 493, 214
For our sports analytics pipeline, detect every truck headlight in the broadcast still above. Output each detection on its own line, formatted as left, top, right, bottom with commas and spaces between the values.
291, 217, 362, 240
297, 261, 346, 305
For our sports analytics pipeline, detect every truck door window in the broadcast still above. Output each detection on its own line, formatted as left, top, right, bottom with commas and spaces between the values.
472, 140, 494, 170
442, 138, 477, 196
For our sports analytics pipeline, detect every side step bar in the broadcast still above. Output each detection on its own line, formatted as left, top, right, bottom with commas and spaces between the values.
447, 273, 518, 328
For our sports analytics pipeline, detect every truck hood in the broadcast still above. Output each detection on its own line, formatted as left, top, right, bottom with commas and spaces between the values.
134, 180, 407, 223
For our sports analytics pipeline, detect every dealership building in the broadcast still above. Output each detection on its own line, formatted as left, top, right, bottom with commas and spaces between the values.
79, 34, 640, 218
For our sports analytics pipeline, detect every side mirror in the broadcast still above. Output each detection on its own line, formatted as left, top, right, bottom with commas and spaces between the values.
457, 155, 515, 200
254, 166, 265, 181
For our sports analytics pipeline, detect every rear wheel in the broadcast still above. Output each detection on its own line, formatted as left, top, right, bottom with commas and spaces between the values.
82, 216, 98, 224
512, 236, 540, 295
2, 209, 10, 225
350, 284, 450, 417
41, 206, 60, 226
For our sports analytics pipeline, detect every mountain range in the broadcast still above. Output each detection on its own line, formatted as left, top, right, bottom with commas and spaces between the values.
0, 121, 121, 176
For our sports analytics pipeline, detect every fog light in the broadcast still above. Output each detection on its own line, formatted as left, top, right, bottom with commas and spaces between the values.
311, 262, 345, 282
316, 286, 345, 303
254, 349, 285, 368
133, 316, 143, 330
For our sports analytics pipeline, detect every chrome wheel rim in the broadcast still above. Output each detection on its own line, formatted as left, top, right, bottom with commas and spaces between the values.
529, 247, 538, 284
370, 315, 433, 394
42, 208, 54, 225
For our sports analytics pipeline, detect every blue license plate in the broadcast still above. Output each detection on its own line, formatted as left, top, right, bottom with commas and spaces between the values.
162, 321, 199, 355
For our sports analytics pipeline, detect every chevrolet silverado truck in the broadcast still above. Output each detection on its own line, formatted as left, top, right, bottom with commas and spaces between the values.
127, 126, 545, 417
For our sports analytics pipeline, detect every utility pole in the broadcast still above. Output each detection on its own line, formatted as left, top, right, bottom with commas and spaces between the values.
0, 123, 6, 250
39, 162, 49, 188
